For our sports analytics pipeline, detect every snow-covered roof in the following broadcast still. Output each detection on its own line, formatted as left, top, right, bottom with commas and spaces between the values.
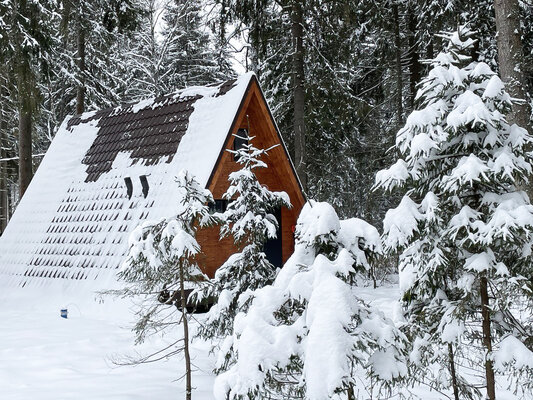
0, 73, 255, 288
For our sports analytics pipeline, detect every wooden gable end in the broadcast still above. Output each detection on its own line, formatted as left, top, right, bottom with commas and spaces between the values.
197, 78, 305, 278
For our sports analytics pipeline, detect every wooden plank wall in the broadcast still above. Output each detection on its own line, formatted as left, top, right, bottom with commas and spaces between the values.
198, 83, 305, 278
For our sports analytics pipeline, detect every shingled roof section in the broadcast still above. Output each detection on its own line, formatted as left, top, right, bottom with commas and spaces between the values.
80, 96, 200, 182
66, 78, 237, 183
0, 75, 248, 288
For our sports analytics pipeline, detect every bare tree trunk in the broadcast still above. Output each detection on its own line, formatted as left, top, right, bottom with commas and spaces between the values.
18, 104, 32, 198
14, 0, 34, 198
291, 0, 307, 191
393, 4, 403, 128
60, 0, 72, 46
179, 263, 192, 400
17, 50, 34, 199
76, 7, 86, 115
426, 39, 434, 60
407, 5, 421, 110
448, 343, 460, 400
347, 383, 355, 400
58, 0, 72, 122
480, 275, 496, 400
494, 0, 530, 130
148, 1, 159, 95
0, 93, 7, 234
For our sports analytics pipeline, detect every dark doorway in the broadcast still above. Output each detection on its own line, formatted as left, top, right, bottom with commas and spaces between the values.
264, 208, 282, 268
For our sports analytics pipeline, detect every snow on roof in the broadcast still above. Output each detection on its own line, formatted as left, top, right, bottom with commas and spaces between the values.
0, 73, 254, 288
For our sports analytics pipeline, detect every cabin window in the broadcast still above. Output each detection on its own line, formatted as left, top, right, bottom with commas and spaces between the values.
233, 128, 249, 161
124, 177, 133, 199
140, 175, 149, 198
208, 199, 229, 214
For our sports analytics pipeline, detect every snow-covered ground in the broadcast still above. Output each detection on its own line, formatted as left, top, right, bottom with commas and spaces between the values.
0, 285, 215, 400
0, 283, 523, 399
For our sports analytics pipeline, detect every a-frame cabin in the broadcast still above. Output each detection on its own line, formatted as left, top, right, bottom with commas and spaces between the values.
0, 73, 305, 287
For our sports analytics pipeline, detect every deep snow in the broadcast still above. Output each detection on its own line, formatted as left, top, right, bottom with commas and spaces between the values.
0, 283, 524, 399
0, 286, 215, 400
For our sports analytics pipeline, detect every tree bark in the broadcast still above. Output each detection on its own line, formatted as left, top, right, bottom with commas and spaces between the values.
76, 7, 86, 115
407, 6, 421, 110
426, 39, 434, 60
480, 275, 496, 400
448, 343, 460, 400
15, 0, 34, 198
291, 0, 307, 192
60, 0, 72, 47
393, 4, 403, 128
18, 104, 32, 198
347, 383, 355, 400
494, 0, 530, 130
179, 262, 192, 400
0, 92, 7, 234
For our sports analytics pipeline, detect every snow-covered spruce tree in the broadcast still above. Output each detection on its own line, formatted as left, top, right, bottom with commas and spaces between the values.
52, 0, 141, 115
214, 201, 407, 400
118, 0, 170, 100
193, 135, 291, 370
375, 26, 533, 400
160, 0, 232, 90
116, 170, 219, 400
120, 0, 233, 100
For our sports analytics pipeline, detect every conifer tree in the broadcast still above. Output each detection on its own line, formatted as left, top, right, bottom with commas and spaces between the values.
121, 0, 233, 100
115, 170, 219, 400
0, 0, 55, 196
376, 26, 533, 399
161, 0, 232, 90
214, 201, 407, 400
194, 134, 291, 371
0, 59, 17, 232
53, 0, 141, 115
119, 0, 168, 100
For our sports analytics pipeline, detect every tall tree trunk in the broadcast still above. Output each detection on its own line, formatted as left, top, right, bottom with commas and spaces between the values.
18, 103, 32, 198
0, 93, 7, 234
58, 0, 72, 122
76, 6, 86, 115
15, 0, 34, 198
448, 343, 460, 400
494, 0, 530, 130
393, 4, 403, 128
60, 0, 72, 47
148, 2, 159, 95
179, 263, 192, 400
291, 0, 307, 192
407, 5, 421, 110
426, 39, 434, 60
16, 55, 33, 198
480, 275, 496, 400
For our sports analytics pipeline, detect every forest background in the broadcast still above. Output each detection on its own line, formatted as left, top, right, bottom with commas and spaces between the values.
0, 0, 531, 233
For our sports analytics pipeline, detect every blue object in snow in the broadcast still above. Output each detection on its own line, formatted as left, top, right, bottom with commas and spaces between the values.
60, 309, 68, 319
